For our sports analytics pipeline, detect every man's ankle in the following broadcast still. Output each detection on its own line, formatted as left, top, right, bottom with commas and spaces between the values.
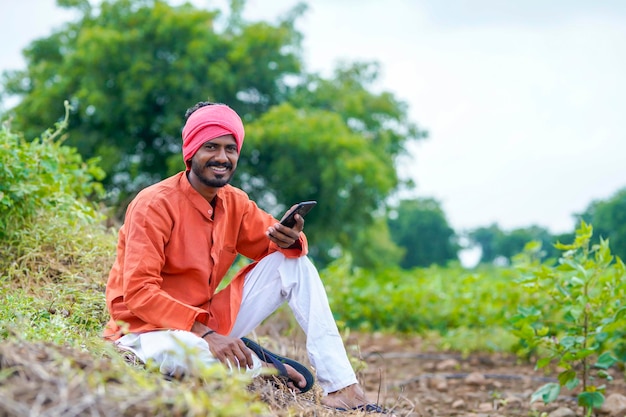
324, 383, 368, 406
334, 383, 364, 395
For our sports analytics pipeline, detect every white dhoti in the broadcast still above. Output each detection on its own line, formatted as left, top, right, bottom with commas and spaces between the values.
116, 252, 357, 394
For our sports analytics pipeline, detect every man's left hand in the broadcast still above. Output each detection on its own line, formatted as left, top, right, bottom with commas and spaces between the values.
266, 212, 303, 248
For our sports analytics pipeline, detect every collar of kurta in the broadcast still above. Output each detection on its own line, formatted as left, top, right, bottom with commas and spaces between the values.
180, 172, 225, 221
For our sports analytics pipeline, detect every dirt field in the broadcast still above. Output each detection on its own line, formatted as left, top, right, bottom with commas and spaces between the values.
1, 330, 624, 417
346, 332, 626, 417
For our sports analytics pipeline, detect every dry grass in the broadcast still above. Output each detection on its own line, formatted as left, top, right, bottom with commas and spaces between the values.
0, 335, 393, 417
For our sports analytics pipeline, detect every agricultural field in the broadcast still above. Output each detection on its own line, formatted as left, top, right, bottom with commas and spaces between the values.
2, 225, 625, 416
2, 112, 625, 416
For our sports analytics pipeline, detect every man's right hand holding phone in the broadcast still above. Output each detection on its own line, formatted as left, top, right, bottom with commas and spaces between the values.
266, 204, 305, 249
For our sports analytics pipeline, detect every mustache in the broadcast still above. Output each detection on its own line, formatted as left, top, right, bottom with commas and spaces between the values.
206, 161, 233, 170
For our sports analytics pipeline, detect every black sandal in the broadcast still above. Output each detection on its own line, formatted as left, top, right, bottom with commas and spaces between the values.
241, 337, 315, 393
334, 403, 393, 414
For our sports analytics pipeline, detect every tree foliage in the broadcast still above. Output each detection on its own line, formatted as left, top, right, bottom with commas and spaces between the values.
238, 103, 399, 265
287, 61, 424, 159
387, 198, 458, 268
1, 0, 425, 268
578, 187, 626, 262
2, 0, 303, 202
468, 223, 561, 265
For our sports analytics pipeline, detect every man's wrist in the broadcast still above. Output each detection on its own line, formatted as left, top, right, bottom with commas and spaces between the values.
201, 329, 216, 339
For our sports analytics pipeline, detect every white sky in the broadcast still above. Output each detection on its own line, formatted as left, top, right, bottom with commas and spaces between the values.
2, 0, 625, 237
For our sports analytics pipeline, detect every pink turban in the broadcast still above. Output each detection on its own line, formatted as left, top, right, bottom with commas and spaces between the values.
182, 104, 245, 168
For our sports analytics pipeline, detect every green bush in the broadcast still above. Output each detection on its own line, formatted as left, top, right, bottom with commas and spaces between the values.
1, 102, 104, 235
0, 101, 114, 288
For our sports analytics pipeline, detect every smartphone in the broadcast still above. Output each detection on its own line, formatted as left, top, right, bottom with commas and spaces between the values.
280, 201, 317, 227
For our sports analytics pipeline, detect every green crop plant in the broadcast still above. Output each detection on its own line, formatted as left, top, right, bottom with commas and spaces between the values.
511, 221, 626, 416
320, 256, 531, 353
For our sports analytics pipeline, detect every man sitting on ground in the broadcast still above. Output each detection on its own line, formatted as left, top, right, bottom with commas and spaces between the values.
103, 101, 388, 414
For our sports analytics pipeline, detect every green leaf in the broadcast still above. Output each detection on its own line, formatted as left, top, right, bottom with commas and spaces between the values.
555, 241, 576, 251
517, 306, 540, 317
574, 348, 595, 360
536, 326, 550, 337
560, 258, 588, 278
563, 308, 582, 322
595, 331, 609, 343
578, 391, 604, 409
594, 352, 617, 370
560, 336, 578, 349
531, 382, 560, 404
565, 377, 580, 390
569, 276, 585, 286
558, 369, 576, 386
596, 370, 613, 381
614, 307, 626, 321
556, 283, 570, 297
536, 357, 552, 370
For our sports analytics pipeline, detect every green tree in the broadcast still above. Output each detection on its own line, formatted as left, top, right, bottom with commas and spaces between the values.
350, 216, 405, 270
499, 226, 558, 261
1, 0, 424, 267
279, 61, 426, 267
287, 61, 424, 160
469, 224, 559, 264
387, 198, 458, 268
1, 0, 303, 203
468, 224, 503, 264
578, 187, 626, 262
239, 103, 401, 266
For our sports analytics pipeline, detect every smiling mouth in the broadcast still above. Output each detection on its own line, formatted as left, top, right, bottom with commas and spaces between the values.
210, 166, 229, 174
206, 162, 232, 173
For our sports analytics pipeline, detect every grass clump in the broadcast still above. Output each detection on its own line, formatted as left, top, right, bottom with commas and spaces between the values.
0, 339, 266, 417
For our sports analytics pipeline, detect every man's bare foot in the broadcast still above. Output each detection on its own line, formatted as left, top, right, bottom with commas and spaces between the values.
321, 384, 394, 415
321, 383, 369, 409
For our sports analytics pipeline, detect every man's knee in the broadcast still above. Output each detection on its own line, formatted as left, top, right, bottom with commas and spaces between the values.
281, 253, 314, 268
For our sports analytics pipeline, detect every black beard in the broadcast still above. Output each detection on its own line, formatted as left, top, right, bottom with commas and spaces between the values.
191, 160, 234, 188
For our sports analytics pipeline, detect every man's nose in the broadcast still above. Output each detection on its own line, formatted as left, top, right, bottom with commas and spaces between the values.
214, 147, 228, 161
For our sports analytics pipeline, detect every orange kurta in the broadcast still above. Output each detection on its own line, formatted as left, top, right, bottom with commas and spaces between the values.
104, 172, 308, 340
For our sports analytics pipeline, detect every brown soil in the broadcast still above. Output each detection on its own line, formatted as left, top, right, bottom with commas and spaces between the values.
342, 332, 626, 417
